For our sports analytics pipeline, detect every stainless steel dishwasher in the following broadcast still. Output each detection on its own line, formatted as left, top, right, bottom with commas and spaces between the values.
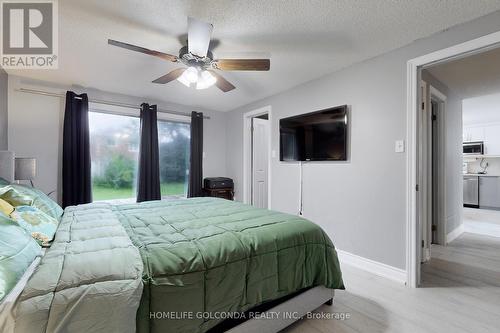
463, 175, 479, 208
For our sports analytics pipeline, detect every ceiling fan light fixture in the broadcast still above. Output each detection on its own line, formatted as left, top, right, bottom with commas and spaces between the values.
177, 72, 191, 87
196, 70, 217, 90
184, 66, 199, 83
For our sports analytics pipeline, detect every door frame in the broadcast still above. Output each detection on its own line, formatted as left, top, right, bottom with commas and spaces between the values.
429, 85, 448, 247
420, 83, 448, 263
243, 106, 272, 208
406, 30, 500, 288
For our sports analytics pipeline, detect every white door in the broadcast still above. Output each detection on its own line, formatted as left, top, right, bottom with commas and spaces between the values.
252, 118, 269, 208
419, 80, 431, 264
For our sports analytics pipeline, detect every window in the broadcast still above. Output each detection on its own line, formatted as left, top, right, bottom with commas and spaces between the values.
158, 120, 190, 197
88, 105, 191, 202
89, 112, 140, 201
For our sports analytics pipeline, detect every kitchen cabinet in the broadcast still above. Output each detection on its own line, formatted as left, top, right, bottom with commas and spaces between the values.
479, 176, 500, 210
484, 125, 500, 155
463, 126, 485, 142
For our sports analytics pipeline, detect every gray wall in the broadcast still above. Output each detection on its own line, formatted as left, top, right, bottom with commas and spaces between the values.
8, 75, 227, 203
421, 70, 464, 235
225, 11, 500, 270
0, 67, 7, 150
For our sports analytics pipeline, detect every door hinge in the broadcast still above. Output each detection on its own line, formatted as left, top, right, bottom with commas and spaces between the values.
416, 184, 419, 191
421, 240, 425, 248
432, 114, 437, 121
422, 102, 425, 110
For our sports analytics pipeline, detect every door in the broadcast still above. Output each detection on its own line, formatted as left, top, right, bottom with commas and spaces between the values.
252, 117, 269, 208
419, 80, 431, 264
431, 100, 438, 244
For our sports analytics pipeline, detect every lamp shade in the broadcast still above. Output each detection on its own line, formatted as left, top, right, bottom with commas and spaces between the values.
14, 158, 36, 180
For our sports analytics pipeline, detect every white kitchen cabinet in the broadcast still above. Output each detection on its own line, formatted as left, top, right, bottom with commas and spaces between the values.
484, 125, 500, 155
463, 126, 485, 142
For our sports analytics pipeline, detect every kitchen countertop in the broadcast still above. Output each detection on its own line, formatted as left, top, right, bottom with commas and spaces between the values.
463, 173, 500, 177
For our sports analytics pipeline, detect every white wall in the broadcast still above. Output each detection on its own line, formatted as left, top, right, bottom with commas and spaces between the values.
0, 67, 7, 150
225, 11, 500, 270
8, 75, 227, 203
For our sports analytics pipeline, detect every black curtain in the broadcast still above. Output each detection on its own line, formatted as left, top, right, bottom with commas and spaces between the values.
62, 91, 91, 208
188, 111, 203, 198
137, 103, 161, 202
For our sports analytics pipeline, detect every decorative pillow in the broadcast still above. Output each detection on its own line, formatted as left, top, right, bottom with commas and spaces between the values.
0, 186, 33, 207
0, 198, 14, 216
10, 206, 58, 246
0, 185, 63, 221
0, 212, 42, 302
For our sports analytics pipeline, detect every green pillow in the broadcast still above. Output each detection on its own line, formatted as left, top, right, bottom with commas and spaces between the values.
0, 185, 63, 221
10, 206, 59, 246
0, 212, 42, 302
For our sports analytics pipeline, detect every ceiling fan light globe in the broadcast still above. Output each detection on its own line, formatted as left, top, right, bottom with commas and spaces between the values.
184, 66, 199, 83
196, 70, 217, 90
177, 72, 191, 87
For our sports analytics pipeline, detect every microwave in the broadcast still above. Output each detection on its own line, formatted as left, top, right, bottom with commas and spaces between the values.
463, 141, 484, 155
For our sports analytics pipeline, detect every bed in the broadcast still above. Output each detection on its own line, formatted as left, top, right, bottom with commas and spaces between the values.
3, 195, 344, 333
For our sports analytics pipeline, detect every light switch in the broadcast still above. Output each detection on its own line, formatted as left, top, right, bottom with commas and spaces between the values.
395, 140, 405, 153
202, 152, 206, 158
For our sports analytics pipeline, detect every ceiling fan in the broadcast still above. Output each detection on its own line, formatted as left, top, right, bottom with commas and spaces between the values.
108, 17, 270, 92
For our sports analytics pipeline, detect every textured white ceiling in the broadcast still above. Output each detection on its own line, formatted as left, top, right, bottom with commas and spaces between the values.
6, 0, 500, 111
428, 46, 500, 99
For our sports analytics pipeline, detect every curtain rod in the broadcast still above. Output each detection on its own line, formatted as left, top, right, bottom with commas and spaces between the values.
15, 88, 211, 119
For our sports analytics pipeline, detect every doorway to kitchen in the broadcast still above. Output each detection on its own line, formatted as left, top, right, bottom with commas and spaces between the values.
462, 93, 500, 238
411, 41, 500, 288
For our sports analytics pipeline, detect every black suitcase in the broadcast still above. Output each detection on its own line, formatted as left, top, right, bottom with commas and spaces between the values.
204, 177, 234, 189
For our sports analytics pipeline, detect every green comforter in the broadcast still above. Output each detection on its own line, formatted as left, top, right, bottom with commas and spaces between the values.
10, 203, 144, 333
116, 197, 344, 333
10, 198, 343, 333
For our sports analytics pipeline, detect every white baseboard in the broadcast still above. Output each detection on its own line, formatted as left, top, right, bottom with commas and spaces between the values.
336, 249, 407, 285
446, 224, 464, 244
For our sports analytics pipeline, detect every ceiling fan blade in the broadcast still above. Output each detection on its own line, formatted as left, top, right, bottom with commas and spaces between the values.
208, 70, 236, 92
108, 39, 178, 62
152, 68, 186, 84
213, 59, 270, 71
187, 17, 213, 57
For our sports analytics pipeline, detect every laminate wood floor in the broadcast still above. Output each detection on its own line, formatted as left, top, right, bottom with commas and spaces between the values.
282, 233, 500, 333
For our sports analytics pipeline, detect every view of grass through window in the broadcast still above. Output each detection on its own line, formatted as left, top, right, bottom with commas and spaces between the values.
158, 120, 190, 198
89, 111, 190, 202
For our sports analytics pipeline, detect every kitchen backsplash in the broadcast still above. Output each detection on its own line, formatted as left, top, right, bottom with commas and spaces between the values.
465, 157, 500, 175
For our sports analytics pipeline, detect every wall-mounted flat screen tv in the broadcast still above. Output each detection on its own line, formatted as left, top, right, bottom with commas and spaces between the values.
280, 105, 348, 161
